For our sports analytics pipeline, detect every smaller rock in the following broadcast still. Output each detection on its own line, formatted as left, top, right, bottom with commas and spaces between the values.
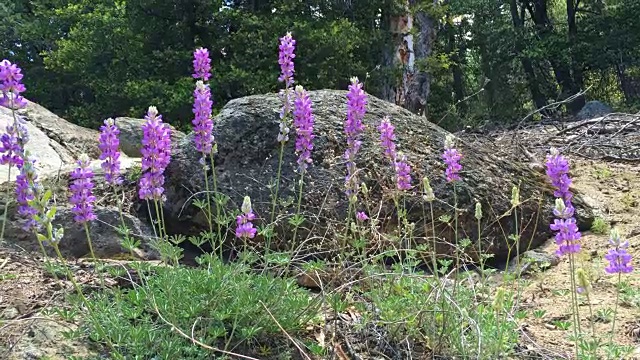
1, 306, 19, 320
507, 250, 560, 276
115, 117, 186, 157
577, 100, 613, 121
5, 206, 160, 260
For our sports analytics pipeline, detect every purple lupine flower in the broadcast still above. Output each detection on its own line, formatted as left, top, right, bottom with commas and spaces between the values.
0, 60, 28, 166
69, 154, 97, 223
356, 211, 369, 222
0, 59, 27, 110
395, 154, 412, 190
604, 229, 633, 274
15, 154, 39, 230
192, 48, 212, 82
278, 33, 296, 88
277, 33, 296, 144
293, 85, 315, 172
0, 126, 23, 167
545, 148, 573, 202
378, 117, 397, 162
443, 135, 462, 183
235, 196, 257, 239
377, 117, 411, 191
549, 199, 581, 256
192, 80, 214, 158
546, 148, 581, 256
344, 77, 367, 199
98, 118, 121, 186
139, 106, 171, 201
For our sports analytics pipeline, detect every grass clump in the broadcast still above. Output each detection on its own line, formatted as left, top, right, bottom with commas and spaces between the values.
80, 256, 317, 359
590, 216, 611, 235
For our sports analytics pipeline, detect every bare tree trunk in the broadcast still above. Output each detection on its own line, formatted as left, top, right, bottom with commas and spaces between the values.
510, 0, 547, 110
386, 0, 438, 116
566, 0, 585, 112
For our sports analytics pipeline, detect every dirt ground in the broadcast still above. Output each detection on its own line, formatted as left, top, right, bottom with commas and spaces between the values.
0, 157, 639, 359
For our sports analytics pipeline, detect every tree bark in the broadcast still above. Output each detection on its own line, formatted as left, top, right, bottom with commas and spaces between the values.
385, 0, 438, 116
566, 0, 586, 112
510, 0, 547, 110
404, 0, 438, 116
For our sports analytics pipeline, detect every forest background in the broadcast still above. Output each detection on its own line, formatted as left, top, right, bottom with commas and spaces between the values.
2, 0, 639, 131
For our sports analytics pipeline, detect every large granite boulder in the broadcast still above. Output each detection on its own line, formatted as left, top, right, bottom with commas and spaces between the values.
0, 100, 100, 184
115, 117, 186, 157
162, 90, 594, 262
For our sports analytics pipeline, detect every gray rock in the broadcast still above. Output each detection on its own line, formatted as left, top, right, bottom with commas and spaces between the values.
577, 100, 613, 121
0, 100, 100, 184
507, 250, 561, 276
162, 90, 594, 262
4, 205, 159, 260
115, 117, 186, 157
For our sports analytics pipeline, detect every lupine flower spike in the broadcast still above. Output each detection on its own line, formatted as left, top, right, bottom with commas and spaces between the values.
344, 77, 367, 200
546, 148, 581, 256
236, 196, 257, 239
15, 153, 40, 230
192, 80, 214, 161
378, 117, 397, 162
192, 48, 212, 82
0, 59, 28, 110
604, 229, 633, 274
293, 85, 315, 172
0, 60, 29, 167
139, 106, 172, 202
192, 48, 215, 163
443, 134, 462, 182
69, 154, 97, 223
277, 33, 296, 143
98, 118, 122, 185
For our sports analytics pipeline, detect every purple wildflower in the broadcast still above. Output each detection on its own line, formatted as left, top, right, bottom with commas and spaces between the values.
192, 81, 214, 158
0, 59, 27, 110
278, 33, 296, 88
293, 85, 315, 172
395, 154, 412, 191
15, 154, 39, 230
604, 229, 633, 274
69, 154, 97, 223
356, 211, 369, 222
192, 48, 212, 82
139, 106, 171, 201
235, 196, 257, 239
344, 77, 367, 199
545, 148, 573, 202
546, 148, 581, 256
0, 126, 23, 167
549, 199, 581, 256
277, 33, 296, 144
377, 117, 411, 191
442, 135, 462, 183
98, 118, 121, 186
378, 117, 397, 162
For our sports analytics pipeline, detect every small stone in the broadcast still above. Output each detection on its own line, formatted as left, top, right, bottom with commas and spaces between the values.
1, 306, 20, 319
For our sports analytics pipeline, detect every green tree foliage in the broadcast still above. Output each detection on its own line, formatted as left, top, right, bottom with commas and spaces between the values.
2, 0, 640, 130
2, 0, 397, 129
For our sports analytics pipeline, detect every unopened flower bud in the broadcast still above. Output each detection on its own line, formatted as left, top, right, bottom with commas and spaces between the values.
422, 177, 435, 202
475, 201, 482, 220
511, 185, 520, 207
